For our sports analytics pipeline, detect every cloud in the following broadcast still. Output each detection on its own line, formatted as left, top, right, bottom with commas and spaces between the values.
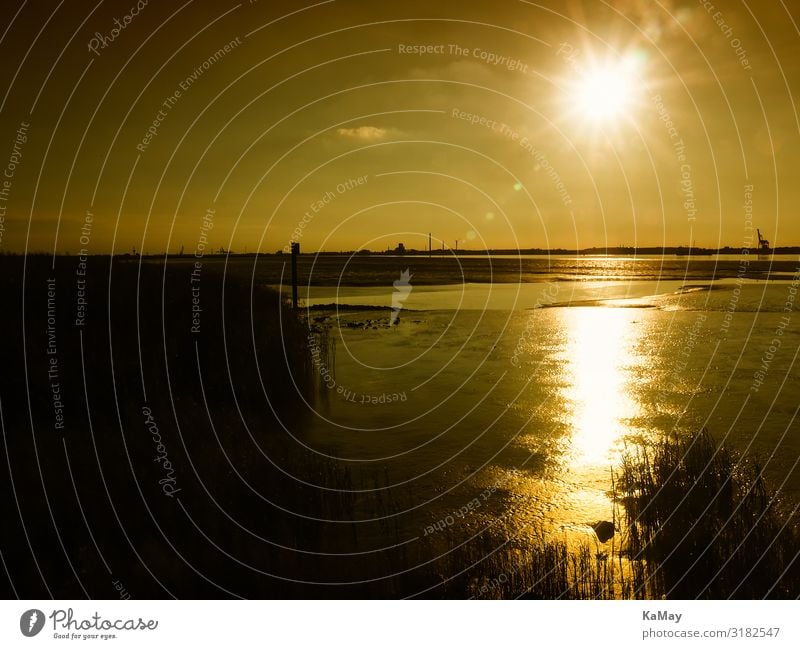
336, 126, 388, 140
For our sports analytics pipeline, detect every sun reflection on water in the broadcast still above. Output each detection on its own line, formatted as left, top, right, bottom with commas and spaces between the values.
561, 307, 641, 468
551, 307, 644, 528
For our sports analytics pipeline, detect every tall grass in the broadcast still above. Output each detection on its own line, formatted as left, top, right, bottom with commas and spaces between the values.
616, 429, 800, 598
436, 429, 800, 599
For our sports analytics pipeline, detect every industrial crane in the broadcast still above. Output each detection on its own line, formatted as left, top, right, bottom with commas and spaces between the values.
757, 229, 770, 252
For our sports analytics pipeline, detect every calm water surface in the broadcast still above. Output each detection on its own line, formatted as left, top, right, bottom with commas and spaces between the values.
287, 262, 800, 548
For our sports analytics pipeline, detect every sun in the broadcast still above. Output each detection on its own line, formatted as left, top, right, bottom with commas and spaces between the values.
569, 57, 640, 124
576, 68, 632, 121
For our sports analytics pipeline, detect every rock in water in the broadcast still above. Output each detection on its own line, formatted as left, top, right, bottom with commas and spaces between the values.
592, 520, 615, 543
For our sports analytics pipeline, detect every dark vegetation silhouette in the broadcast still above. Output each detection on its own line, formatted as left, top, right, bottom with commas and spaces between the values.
0, 255, 331, 598
617, 430, 800, 598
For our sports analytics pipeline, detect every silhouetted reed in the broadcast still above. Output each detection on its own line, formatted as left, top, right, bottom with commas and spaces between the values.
616, 429, 800, 598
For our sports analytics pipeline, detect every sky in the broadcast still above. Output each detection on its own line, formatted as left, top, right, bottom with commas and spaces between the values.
1, 0, 799, 253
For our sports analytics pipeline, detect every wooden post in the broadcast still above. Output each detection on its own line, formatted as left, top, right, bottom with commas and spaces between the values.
290, 242, 299, 308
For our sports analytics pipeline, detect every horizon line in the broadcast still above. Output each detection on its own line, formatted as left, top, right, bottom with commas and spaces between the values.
5, 244, 800, 257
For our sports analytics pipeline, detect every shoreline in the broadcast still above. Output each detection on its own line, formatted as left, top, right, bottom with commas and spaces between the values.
286, 277, 799, 313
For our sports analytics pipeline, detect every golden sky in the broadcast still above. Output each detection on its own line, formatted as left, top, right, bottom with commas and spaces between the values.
1, 0, 798, 253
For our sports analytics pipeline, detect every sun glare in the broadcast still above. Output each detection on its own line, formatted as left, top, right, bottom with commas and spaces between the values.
571, 57, 640, 123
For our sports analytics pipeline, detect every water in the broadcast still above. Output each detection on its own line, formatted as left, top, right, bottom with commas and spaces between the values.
275, 258, 800, 548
